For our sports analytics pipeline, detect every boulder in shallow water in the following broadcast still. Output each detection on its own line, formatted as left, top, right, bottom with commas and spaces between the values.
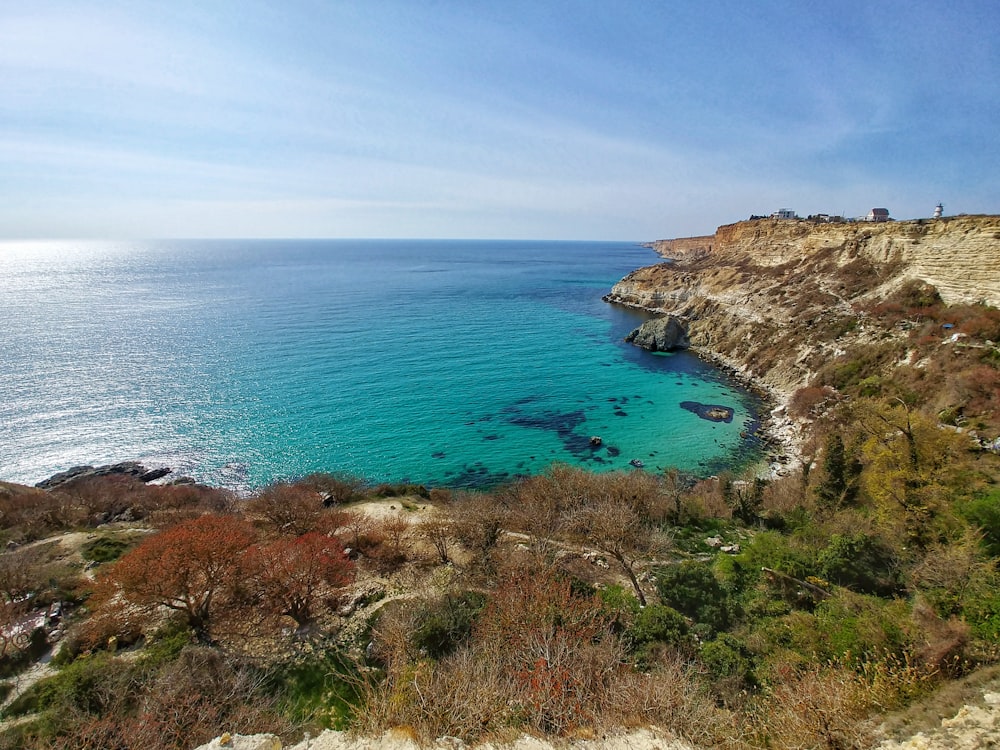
680, 401, 734, 423
624, 316, 690, 352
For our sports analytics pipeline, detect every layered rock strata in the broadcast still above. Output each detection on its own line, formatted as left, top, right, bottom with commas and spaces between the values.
608, 215, 1000, 400
607, 215, 1000, 469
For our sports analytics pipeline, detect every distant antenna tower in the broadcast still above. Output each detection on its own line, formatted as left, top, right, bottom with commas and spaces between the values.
934, 202, 943, 219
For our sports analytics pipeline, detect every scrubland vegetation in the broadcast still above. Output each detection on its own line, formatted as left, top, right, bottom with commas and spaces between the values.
0, 285, 998, 749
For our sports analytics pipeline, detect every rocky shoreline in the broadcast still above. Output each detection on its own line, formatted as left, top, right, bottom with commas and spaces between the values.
615, 217, 1000, 478
689, 344, 804, 478
617, 305, 803, 479
33, 461, 176, 490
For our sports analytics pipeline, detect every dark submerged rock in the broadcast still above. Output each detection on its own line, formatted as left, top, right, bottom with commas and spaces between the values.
680, 401, 735, 423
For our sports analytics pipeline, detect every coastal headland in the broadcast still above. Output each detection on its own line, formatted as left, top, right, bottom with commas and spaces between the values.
607, 214, 1000, 465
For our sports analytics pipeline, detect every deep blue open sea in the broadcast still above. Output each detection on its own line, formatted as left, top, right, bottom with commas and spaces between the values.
0, 239, 762, 492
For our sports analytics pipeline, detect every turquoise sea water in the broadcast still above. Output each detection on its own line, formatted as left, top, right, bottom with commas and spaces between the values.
0, 239, 762, 491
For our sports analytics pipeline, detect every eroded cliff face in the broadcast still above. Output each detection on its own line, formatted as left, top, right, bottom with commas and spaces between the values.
708, 216, 1000, 306
607, 215, 1000, 400
646, 234, 715, 259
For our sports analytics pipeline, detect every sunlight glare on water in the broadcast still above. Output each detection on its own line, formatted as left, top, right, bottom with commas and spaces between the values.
0, 239, 763, 491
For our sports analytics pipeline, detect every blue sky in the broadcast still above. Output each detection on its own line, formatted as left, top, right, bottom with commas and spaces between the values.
1, 0, 997, 239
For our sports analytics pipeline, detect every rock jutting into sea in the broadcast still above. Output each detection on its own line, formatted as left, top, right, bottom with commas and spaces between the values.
605, 214, 1000, 477
35, 461, 172, 490
623, 316, 690, 352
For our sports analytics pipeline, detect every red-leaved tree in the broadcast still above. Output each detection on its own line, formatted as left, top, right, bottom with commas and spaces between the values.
104, 514, 255, 641
243, 532, 354, 629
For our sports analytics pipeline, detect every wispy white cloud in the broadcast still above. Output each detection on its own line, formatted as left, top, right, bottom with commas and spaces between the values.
0, 0, 996, 239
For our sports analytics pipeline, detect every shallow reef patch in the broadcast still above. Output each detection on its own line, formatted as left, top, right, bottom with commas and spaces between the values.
680, 401, 734, 423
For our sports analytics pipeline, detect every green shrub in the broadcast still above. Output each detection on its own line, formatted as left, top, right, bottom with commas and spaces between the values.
3, 643, 294, 748
963, 588, 1000, 644
626, 604, 692, 667
80, 536, 131, 563
959, 489, 1000, 557
813, 432, 863, 510
816, 343, 902, 393
892, 279, 943, 311
411, 591, 487, 660
138, 619, 196, 669
597, 583, 641, 618
49, 642, 75, 669
817, 533, 902, 597
824, 358, 865, 391
700, 633, 758, 695
3, 651, 129, 719
739, 587, 794, 621
810, 592, 911, 662
713, 551, 761, 594
265, 651, 361, 730
739, 530, 816, 583
857, 375, 884, 397
655, 560, 735, 635
670, 517, 736, 553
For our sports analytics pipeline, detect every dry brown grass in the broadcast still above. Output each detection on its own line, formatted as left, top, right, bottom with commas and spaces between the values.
357, 563, 728, 745
360, 627, 723, 746
743, 658, 938, 750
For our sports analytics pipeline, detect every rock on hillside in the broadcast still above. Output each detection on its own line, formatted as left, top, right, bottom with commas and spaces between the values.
645, 234, 715, 259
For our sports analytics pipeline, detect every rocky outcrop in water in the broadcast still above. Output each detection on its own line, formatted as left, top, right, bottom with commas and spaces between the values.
35, 461, 171, 490
680, 401, 734, 422
624, 316, 690, 352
